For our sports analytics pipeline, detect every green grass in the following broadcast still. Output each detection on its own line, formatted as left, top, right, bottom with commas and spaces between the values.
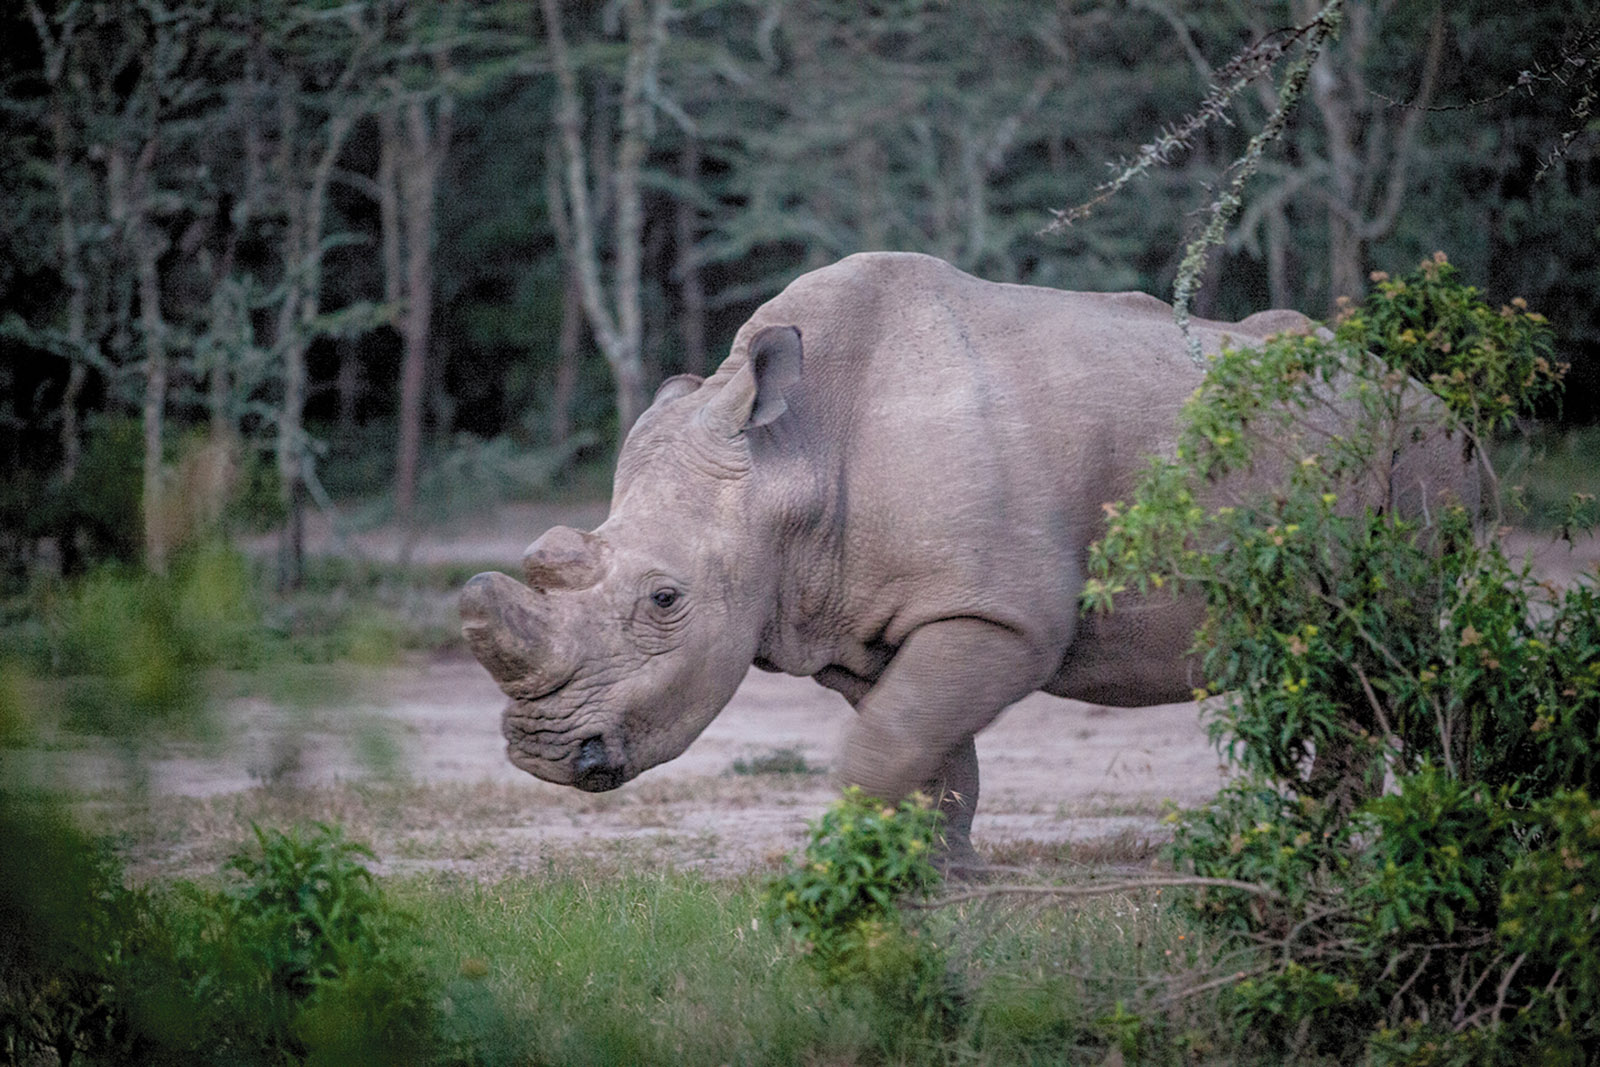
400, 871, 832, 1066
387, 866, 1218, 1067
1494, 424, 1600, 528
729, 746, 824, 776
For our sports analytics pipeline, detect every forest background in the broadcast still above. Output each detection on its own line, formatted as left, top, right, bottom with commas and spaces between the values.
1, 0, 1596, 586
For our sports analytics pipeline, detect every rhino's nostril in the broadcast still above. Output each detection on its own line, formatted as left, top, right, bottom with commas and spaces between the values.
573, 735, 624, 792
576, 736, 606, 771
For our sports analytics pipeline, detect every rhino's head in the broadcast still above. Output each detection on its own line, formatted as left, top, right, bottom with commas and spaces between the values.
459, 325, 804, 792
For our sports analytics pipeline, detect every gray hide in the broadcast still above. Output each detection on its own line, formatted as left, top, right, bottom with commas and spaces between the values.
460, 252, 1471, 863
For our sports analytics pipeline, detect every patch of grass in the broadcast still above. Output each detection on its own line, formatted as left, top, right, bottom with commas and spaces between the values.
395, 864, 1217, 1066
1495, 424, 1600, 528
729, 746, 824, 776
396, 869, 837, 1066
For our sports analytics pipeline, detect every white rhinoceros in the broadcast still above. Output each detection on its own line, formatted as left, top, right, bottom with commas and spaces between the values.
460, 251, 1468, 863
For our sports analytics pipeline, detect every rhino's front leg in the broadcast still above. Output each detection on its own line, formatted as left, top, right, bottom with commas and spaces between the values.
926, 738, 981, 874
840, 617, 1051, 868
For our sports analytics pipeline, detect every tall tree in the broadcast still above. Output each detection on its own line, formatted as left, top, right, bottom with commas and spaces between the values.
541, 0, 665, 435
388, 25, 456, 565
263, 2, 380, 588
23, 0, 222, 573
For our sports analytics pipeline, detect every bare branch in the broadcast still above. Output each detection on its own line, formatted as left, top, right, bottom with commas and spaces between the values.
1360, 5, 1445, 242
1172, 1, 1341, 363
914, 875, 1285, 911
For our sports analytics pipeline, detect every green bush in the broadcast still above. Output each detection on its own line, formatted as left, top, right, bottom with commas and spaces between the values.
764, 788, 958, 1039
215, 823, 434, 1066
32, 542, 265, 750
0, 814, 435, 1066
1090, 256, 1600, 1063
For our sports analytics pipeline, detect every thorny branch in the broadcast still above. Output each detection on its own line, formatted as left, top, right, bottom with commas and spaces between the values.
1042, 10, 1332, 235
1368, 13, 1600, 180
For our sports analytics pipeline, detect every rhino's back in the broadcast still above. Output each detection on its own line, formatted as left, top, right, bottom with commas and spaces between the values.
739, 252, 1298, 460
726, 253, 1307, 677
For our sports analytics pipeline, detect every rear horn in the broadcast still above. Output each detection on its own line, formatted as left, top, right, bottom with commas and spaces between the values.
522, 526, 609, 591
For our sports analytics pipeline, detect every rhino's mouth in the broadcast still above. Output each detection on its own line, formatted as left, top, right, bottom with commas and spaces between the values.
501, 710, 631, 792
572, 735, 627, 792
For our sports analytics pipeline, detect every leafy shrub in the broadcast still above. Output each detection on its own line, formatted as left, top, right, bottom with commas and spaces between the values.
0, 789, 137, 1063
765, 788, 957, 1036
29, 541, 266, 751
1090, 256, 1600, 1062
216, 823, 434, 1066
0, 813, 434, 1066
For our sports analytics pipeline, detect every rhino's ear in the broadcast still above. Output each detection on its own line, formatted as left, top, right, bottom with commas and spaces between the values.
652, 373, 703, 406
699, 325, 803, 436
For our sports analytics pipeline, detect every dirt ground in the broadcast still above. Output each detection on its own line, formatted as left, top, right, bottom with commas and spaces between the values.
30, 502, 1598, 880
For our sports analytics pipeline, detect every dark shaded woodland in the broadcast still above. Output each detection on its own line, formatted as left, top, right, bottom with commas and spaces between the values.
1, 1, 1595, 583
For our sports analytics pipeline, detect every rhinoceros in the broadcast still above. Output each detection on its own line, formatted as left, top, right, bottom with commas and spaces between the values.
460, 251, 1468, 863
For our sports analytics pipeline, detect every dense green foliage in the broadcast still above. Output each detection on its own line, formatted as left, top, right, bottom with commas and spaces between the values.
1090, 259, 1600, 1062
763, 788, 957, 1042
0, 816, 433, 1065
0, 1, 1595, 581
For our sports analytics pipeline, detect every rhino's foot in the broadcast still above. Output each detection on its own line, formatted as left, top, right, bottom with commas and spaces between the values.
934, 834, 990, 883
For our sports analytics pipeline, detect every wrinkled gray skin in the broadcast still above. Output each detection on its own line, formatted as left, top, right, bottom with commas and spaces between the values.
460, 252, 1471, 866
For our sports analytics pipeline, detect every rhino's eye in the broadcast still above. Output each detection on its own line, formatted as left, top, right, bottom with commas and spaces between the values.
650, 588, 680, 610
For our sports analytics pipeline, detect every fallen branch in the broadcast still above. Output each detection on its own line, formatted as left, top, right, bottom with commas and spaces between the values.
915, 875, 1283, 910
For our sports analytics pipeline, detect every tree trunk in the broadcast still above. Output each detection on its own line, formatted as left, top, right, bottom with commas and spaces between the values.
378, 106, 403, 306
126, 132, 170, 575
50, 114, 88, 481
1265, 203, 1292, 310
552, 270, 582, 446
138, 245, 168, 575
540, 0, 658, 438
272, 85, 357, 589
394, 90, 451, 566
30, 0, 88, 483
674, 140, 707, 375
336, 342, 360, 430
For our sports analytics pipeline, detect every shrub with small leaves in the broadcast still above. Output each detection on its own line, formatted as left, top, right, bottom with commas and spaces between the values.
1337, 253, 1563, 435
764, 788, 942, 979
1090, 256, 1600, 1063
764, 788, 957, 1035
218, 822, 435, 1066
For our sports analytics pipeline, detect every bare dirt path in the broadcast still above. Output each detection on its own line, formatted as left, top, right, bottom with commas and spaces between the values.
68, 503, 1594, 879
35, 651, 1225, 879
